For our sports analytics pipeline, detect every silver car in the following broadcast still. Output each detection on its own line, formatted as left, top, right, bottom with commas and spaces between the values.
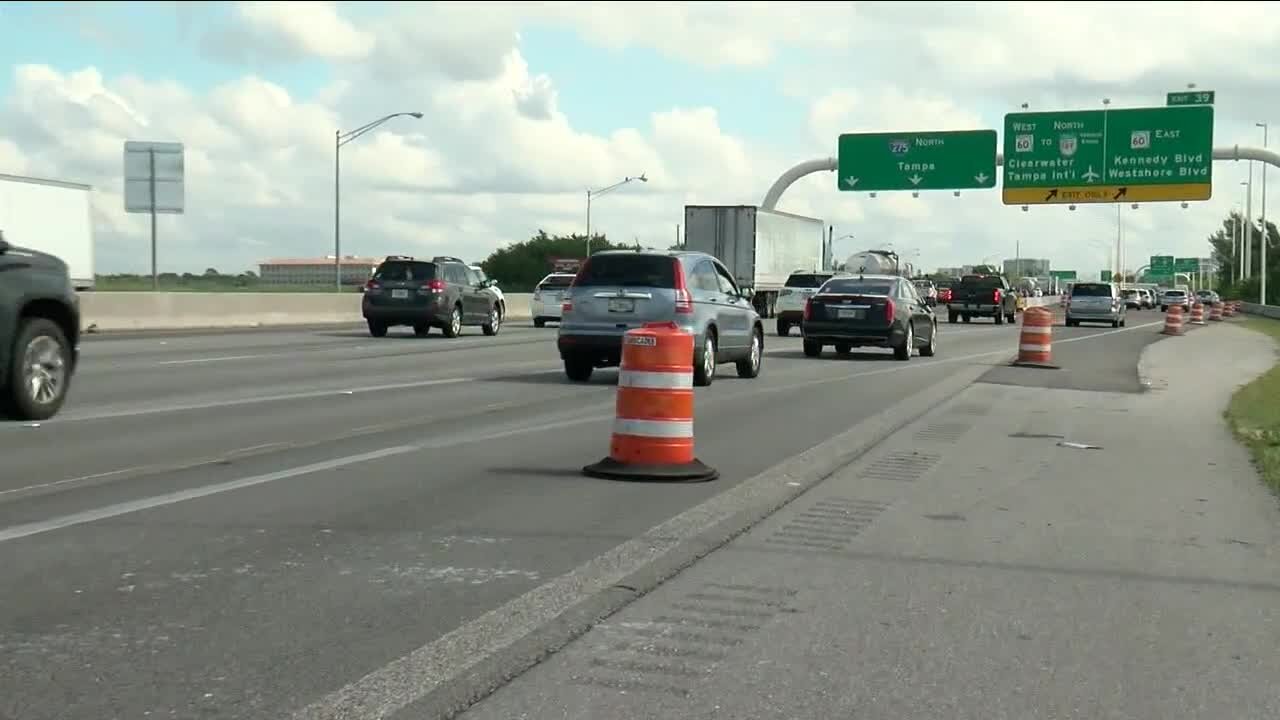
1065, 281, 1127, 328
556, 250, 764, 385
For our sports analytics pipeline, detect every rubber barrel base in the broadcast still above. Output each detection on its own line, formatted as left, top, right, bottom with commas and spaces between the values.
582, 456, 719, 483
1010, 360, 1060, 370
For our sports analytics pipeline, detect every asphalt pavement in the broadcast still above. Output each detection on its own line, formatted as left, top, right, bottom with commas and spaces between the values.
0, 313, 1178, 720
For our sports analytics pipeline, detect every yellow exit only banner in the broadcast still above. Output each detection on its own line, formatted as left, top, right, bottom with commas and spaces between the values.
1002, 182, 1212, 205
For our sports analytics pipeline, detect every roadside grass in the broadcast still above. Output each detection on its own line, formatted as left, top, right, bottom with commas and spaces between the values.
1226, 316, 1280, 493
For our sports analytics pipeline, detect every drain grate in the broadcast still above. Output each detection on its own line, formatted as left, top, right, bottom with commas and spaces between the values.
572, 583, 797, 697
765, 497, 891, 552
949, 402, 990, 417
860, 451, 940, 483
913, 421, 971, 444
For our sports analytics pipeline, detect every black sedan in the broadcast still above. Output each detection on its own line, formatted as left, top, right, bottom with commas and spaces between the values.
800, 274, 938, 361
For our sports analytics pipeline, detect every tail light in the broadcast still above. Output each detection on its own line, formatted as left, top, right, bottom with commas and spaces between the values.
884, 297, 896, 324
364, 279, 381, 293
672, 259, 693, 314
420, 278, 446, 295
803, 297, 813, 321
993, 288, 1003, 304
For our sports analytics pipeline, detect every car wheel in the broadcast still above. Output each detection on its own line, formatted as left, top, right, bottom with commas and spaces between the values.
534, 318, 546, 328
368, 321, 388, 338
994, 311, 1004, 325
1120, 318, 1127, 327
413, 323, 430, 337
564, 355, 593, 382
1112, 319, 1120, 328
694, 331, 717, 387
802, 339, 822, 357
948, 311, 958, 324
1007, 312, 1017, 323
894, 322, 913, 361
920, 320, 937, 357
834, 343, 852, 355
3, 317, 72, 421
736, 326, 763, 378
442, 305, 462, 338
482, 306, 502, 336
962, 314, 971, 323
776, 319, 790, 337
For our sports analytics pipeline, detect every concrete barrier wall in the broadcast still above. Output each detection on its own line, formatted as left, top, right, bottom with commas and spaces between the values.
1240, 301, 1280, 320
80, 292, 536, 332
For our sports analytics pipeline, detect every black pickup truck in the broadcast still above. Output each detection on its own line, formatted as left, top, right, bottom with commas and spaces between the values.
947, 274, 1018, 325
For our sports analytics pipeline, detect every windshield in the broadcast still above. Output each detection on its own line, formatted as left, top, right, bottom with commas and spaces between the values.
1072, 283, 1112, 297
785, 273, 832, 288
573, 254, 676, 288
537, 274, 576, 289
822, 279, 894, 295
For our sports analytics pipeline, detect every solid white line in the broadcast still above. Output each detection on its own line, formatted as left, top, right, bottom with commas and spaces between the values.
0, 445, 418, 543
0, 318, 1171, 545
157, 354, 264, 366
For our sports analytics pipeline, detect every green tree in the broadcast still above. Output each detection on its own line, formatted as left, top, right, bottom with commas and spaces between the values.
1208, 211, 1278, 302
480, 231, 627, 291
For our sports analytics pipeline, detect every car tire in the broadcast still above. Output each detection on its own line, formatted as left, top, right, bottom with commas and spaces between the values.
482, 305, 502, 336
3, 317, 72, 421
894, 322, 913, 361
920, 321, 937, 357
962, 314, 971, 323
413, 323, 430, 337
948, 310, 958, 324
694, 331, 717, 387
534, 318, 546, 328
368, 321, 388, 338
1007, 312, 1017, 324
441, 305, 462, 338
1120, 318, 1127, 327
994, 311, 1004, 325
564, 355, 593, 382
834, 343, 852, 355
1160, 305, 1167, 312
802, 339, 822, 357
736, 326, 763, 379
776, 319, 790, 337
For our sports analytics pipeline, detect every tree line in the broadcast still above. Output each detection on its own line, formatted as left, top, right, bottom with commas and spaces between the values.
1207, 211, 1278, 303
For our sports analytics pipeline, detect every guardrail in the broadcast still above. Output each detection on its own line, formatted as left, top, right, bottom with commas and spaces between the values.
1239, 301, 1280, 320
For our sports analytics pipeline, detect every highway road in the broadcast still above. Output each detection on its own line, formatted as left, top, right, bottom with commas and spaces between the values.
0, 312, 1169, 720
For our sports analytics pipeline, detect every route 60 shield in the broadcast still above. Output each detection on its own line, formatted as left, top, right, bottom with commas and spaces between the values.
1058, 135, 1078, 157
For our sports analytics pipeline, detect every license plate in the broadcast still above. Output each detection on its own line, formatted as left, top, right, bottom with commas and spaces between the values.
391, 289, 409, 299
836, 307, 864, 319
608, 298, 635, 313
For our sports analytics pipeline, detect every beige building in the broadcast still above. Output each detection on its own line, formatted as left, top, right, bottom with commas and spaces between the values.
258, 256, 382, 287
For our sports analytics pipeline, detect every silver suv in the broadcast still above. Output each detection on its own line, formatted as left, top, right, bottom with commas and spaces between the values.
556, 250, 764, 385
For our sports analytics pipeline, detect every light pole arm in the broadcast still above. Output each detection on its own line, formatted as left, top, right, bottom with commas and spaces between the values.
339, 112, 420, 147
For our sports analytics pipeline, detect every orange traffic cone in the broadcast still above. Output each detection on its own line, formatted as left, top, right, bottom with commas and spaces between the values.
583, 322, 718, 482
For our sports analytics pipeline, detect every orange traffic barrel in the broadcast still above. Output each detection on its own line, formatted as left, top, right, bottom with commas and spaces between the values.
1162, 304, 1185, 335
583, 322, 718, 482
1224, 301, 1236, 318
1013, 306, 1056, 368
1189, 301, 1205, 325
1209, 301, 1224, 322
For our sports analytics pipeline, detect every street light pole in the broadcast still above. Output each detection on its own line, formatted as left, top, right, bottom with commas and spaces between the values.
1241, 181, 1249, 283
585, 174, 647, 258
1260, 122, 1270, 304
334, 111, 424, 291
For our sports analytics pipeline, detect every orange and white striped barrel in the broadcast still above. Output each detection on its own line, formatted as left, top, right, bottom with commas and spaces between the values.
1224, 301, 1236, 318
1190, 301, 1205, 325
1209, 301, 1224, 321
583, 321, 717, 481
1016, 306, 1054, 365
1232, 301, 1243, 316
1162, 304, 1185, 335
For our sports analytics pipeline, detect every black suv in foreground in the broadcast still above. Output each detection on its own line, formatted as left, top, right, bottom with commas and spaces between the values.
0, 232, 81, 420
361, 255, 503, 338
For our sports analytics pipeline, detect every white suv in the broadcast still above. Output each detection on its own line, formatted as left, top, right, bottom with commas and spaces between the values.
775, 270, 846, 336
530, 272, 577, 327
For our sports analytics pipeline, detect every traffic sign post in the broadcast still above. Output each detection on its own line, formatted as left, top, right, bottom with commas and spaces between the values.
1002, 105, 1214, 206
837, 130, 997, 192
1167, 90, 1214, 106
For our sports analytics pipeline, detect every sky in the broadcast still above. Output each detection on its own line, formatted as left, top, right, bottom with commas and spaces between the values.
1, 0, 1278, 277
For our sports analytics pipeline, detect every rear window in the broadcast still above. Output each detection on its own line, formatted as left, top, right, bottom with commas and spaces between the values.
374, 261, 435, 281
960, 275, 1003, 288
785, 273, 833, 288
1164, 290, 1186, 297
537, 274, 576, 289
1072, 283, 1113, 297
574, 254, 677, 288
823, 279, 894, 295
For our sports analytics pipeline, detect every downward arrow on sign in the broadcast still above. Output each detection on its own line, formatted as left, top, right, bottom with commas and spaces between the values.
974, 172, 989, 184
843, 176, 859, 188
908, 175, 923, 186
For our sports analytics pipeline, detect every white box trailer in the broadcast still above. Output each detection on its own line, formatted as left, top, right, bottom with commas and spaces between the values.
683, 205, 825, 317
0, 173, 95, 289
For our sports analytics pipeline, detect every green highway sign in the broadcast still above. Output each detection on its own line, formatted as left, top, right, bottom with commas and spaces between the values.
1049, 270, 1077, 280
1174, 257, 1199, 273
1002, 105, 1214, 205
1150, 255, 1175, 274
1167, 90, 1215, 106
1101, 270, 1113, 282
837, 130, 997, 192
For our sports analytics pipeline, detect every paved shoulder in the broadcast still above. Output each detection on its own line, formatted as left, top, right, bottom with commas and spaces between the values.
458, 322, 1280, 720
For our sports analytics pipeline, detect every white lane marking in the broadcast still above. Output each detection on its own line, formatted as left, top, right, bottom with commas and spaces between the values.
0, 317, 1171, 544
0, 466, 147, 498
0, 445, 418, 544
157, 355, 265, 366
26, 377, 473, 425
